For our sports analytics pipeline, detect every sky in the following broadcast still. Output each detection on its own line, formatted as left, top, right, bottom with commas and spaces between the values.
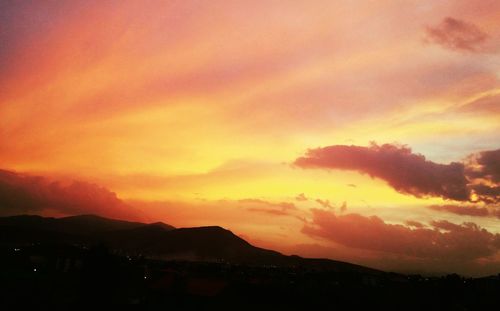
1, 0, 499, 276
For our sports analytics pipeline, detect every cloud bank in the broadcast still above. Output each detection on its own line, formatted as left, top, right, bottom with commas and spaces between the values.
303, 209, 500, 261
0, 169, 142, 220
295, 143, 469, 201
294, 143, 500, 204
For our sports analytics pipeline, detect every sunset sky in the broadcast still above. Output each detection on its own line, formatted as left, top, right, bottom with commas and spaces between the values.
1, 0, 499, 276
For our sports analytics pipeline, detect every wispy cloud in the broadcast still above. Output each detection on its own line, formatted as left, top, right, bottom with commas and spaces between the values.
295, 193, 308, 201
238, 198, 296, 210
315, 199, 333, 209
428, 204, 496, 218
425, 17, 489, 52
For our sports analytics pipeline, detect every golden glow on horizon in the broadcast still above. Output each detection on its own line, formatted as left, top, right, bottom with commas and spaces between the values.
1, 0, 499, 274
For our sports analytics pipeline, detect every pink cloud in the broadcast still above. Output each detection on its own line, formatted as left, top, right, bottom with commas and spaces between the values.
456, 93, 500, 115
294, 143, 469, 201
425, 17, 489, 52
294, 143, 500, 204
303, 209, 500, 261
0, 168, 143, 220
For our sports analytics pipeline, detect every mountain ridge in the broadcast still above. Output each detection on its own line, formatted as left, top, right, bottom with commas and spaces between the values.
0, 214, 380, 274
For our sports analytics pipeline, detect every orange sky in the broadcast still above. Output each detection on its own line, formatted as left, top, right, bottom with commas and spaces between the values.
1, 0, 499, 276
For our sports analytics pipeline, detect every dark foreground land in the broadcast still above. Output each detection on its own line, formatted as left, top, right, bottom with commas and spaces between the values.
0, 215, 499, 309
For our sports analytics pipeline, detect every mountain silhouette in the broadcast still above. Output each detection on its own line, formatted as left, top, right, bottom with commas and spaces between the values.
0, 214, 378, 274
2, 214, 498, 309
0, 214, 154, 234
104, 225, 285, 264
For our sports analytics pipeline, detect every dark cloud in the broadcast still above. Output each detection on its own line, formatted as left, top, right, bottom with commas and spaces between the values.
470, 184, 500, 204
467, 149, 500, 203
428, 204, 492, 218
294, 143, 500, 204
0, 168, 142, 220
425, 17, 489, 52
302, 209, 500, 261
294, 143, 469, 201
472, 149, 500, 183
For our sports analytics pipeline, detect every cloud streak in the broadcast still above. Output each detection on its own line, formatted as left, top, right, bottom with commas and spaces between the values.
428, 204, 491, 218
428, 204, 500, 220
238, 198, 300, 218
456, 93, 500, 115
315, 199, 333, 209
295, 193, 308, 201
246, 208, 291, 216
238, 198, 296, 210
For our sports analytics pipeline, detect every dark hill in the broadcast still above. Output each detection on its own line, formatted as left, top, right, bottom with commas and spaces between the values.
0, 214, 152, 235
0, 214, 378, 274
112, 225, 285, 264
